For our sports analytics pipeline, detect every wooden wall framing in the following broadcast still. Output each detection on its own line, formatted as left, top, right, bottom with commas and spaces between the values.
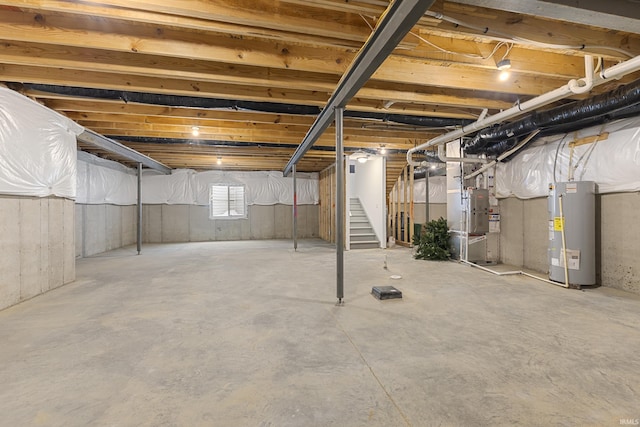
319, 164, 336, 242
319, 162, 347, 244
387, 164, 414, 246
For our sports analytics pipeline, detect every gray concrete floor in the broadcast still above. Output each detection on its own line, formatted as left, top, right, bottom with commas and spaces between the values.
1, 239, 639, 427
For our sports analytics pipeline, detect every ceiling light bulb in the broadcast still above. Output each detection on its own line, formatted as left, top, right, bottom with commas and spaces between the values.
191, 126, 200, 136
430, 164, 437, 170
380, 146, 387, 155
357, 156, 368, 163
499, 70, 511, 81
497, 59, 511, 71
216, 156, 222, 165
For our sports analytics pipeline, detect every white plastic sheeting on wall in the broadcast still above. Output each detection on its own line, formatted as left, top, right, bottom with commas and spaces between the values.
77, 151, 137, 205
496, 117, 640, 199
0, 87, 83, 198
142, 169, 319, 205
389, 175, 447, 203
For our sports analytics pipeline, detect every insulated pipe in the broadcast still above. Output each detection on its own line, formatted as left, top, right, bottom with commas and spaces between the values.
407, 54, 640, 165
464, 130, 540, 180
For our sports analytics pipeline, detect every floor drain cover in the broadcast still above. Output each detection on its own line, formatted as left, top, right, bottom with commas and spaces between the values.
372, 285, 402, 300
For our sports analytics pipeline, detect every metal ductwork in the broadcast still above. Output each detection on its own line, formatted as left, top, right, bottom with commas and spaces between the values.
464, 78, 640, 156
25, 84, 468, 129
483, 103, 640, 157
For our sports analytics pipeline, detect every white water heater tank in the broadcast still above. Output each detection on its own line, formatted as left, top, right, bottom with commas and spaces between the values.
548, 181, 596, 286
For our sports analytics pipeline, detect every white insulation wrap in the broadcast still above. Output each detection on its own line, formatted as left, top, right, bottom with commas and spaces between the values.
77, 151, 137, 205
496, 117, 640, 199
389, 175, 447, 203
0, 87, 84, 198
142, 169, 319, 205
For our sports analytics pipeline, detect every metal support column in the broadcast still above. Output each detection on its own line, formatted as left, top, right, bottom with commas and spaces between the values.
425, 169, 430, 223
292, 164, 298, 251
336, 107, 345, 303
137, 162, 142, 255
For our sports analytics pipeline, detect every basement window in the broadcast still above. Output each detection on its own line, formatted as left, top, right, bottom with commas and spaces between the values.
209, 184, 247, 219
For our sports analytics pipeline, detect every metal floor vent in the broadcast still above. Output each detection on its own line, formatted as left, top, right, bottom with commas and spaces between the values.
372, 286, 402, 300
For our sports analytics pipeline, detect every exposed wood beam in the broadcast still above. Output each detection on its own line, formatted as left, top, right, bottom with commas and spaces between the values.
0, 41, 516, 110
74, 0, 374, 44
69, 116, 436, 140
0, 0, 364, 48
3, 65, 484, 118
0, 10, 578, 96
427, 0, 640, 58
84, 126, 433, 149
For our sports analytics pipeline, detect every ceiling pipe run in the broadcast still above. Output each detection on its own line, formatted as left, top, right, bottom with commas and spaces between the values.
407, 54, 640, 166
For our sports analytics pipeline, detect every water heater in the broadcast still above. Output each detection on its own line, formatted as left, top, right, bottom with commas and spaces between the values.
548, 181, 596, 286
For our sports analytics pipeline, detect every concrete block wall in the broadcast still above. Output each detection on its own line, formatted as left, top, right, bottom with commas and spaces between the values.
143, 204, 319, 243
75, 204, 137, 257
598, 192, 640, 294
0, 196, 75, 311
499, 194, 640, 294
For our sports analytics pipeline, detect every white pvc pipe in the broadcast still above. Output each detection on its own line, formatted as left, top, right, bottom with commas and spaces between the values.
460, 259, 521, 276
460, 259, 569, 288
437, 144, 487, 164
407, 54, 640, 165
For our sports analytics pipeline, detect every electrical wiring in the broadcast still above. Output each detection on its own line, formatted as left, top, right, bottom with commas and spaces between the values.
425, 11, 634, 58
409, 31, 511, 60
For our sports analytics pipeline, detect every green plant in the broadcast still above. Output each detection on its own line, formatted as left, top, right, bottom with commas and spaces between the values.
413, 217, 451, 260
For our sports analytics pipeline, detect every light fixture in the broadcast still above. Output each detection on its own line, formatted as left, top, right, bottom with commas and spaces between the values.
497, 59, 511, 71
379, 145, 387, 155
430, 164, 437, 170
497, 58, 511, 81
352, 150, 369, 163
191, 126, 200, 136
216, 156, 222, 165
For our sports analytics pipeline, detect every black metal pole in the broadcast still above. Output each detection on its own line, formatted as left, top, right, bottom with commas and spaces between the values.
336, 107, 344, 303
425, 168, 430, 223
293, 164, 298, 251
137, 162, 142, 255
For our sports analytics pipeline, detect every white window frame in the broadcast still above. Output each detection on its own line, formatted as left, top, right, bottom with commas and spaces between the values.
209, 184, 248, 219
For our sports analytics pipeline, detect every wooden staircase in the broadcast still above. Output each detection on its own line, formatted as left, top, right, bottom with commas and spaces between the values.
349, 198, 380, 249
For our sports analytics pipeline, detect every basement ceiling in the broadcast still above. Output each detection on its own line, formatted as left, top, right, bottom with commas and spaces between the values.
1, 0, 639, 191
